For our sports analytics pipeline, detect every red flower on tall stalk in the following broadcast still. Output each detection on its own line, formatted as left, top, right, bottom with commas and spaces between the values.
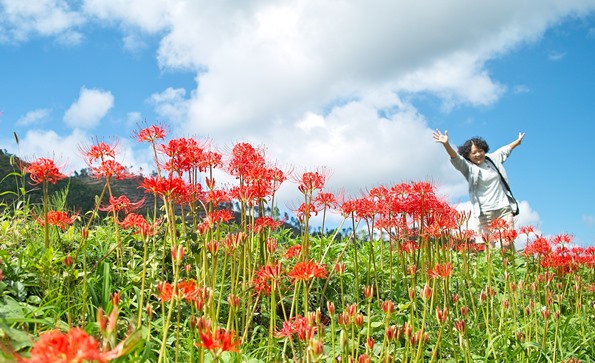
134, 124, 167, 143
427, 262, 453, 279
253, 263, 283, 295
296, 169, 328, 194
100, 195, 145, 214
253, 216, 283, 234
195, 326, 241, 355
37, 210, 78, 231
140, 176, 188, 199
25, 157, 67, 185
92, 160, 130, 180
277, 315, 316, 341
83, 141, 117, 163
16, 327, 124, 363
284, 245, 302, 260
119, 213, 160, 237
288, 260, 327, 283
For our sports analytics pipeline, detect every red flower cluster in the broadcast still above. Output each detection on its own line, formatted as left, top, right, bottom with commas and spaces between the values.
253, 263, 283, 295
16, 328, 121, 363
119, 213, 159, 237
135, 124, 167, 143
427, 262, 453, 279
82, 141, 130, 180
277, 315, 316, 341
195, 326, 241, 355
26, 157, 67, 185
288, 260, 327, 283
157, 280, 209, 308
227, 142, 286, 204
37, 210, 78, 231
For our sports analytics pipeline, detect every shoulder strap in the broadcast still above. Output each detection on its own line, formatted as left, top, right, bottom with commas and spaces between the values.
485, 156, 513, 195
485, 155, 519, 216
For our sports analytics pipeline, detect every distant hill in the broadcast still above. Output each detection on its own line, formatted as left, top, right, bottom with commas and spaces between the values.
0, 149, 155, 216
0, 149, 303, 236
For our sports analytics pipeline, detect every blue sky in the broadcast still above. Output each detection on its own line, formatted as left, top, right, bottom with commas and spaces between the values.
1, 1, 594, 246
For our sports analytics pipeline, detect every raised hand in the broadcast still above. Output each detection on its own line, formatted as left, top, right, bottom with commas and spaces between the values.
432, 129, 449, 144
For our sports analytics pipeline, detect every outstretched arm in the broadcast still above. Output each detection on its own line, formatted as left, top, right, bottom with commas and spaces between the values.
432, 129, 458, 159
507, 132, 525, 151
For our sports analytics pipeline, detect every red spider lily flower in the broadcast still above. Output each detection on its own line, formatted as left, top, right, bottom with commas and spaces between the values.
294, 168, 330, 195
205, 189, 230, 205
340, 199, 357, 217
519, 225, 536, 235
288, 260, 327, 283
134, 124, 167, 143
83, 141, 117, 163
140, 175, 188, 199
334, 262, 346, 274
37, 210, 78, 231
313, 192, 339, 211
488, 217, 512, 231
277, 315, 316, 341
26, 157, 67, 185
552, 233, 573, 246
253, 216, 283, 234
91, 160, 131, 180
16, 327, 125, 363
195, 326, 241, 355
206, 209, 235, 225
284, 245, 302, 260
400, 241, 421, 254
296, 202, 318, 223
100, 195, 146, 214
523, 236, 552, 257
119, 213, 160, 238
156, 280, 208, 306
156, 281, 174, 302
427, 262, 453, 279
159, 137, 207, 174
200, 150, 223, 171
253, 263, 284, 295
228, 142, 266, 179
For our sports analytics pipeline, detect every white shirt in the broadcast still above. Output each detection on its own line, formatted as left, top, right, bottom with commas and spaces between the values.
476, 161, 509, 212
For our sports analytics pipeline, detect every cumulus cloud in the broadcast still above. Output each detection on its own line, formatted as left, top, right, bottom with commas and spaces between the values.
0, 0, 84, 44
4, 128, 88, 173
63, 87, 114, 130
147, 87, 190, 127
16, 108, 51, 126
2, 0, 595, 238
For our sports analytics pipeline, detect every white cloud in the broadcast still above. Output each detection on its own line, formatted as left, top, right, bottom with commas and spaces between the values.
147, 87, 190, 127
126, 112, 143, 127
63, 87, 114, 130
16, 108, 51, 126
1, 128, 88, 174
0, 0, 84, 44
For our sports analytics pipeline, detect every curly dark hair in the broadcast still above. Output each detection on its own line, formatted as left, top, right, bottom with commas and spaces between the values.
458, 137, 489, 160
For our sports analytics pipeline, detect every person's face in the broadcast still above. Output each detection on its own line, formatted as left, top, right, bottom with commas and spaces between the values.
469, 143, 485, 165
